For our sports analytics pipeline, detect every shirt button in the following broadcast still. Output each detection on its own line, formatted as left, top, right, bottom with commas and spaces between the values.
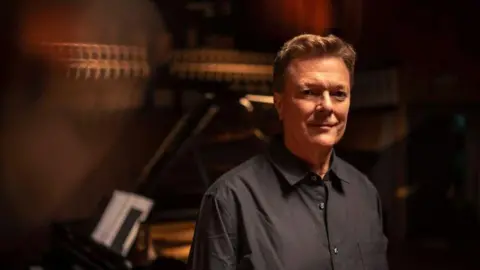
310, 175, 318, 181
333, 247, 339, 254
319, 202, 325, 210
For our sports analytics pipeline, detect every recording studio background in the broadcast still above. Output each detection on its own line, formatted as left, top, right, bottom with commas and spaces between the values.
0, 0, 479, 269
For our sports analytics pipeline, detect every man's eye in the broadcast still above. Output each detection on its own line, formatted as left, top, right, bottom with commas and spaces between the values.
332, 91, 348, 99
302, 89, 315, 96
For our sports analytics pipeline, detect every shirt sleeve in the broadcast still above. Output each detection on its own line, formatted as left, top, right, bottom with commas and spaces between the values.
187, 192, 238, 270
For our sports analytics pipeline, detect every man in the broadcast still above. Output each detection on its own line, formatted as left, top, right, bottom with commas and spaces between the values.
187, 34, 389, 270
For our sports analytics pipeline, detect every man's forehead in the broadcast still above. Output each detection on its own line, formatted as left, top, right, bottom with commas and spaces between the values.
287, 64, 350, 88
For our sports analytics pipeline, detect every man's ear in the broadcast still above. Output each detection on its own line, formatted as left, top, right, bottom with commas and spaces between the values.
273, 92, 283, 120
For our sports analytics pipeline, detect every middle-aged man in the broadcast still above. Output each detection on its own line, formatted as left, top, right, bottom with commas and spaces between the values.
187, 34, 389, 270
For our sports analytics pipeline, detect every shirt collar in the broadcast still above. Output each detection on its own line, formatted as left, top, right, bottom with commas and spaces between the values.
267, 135, 350, 186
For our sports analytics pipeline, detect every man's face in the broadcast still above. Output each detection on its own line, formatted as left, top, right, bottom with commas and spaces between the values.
274, 56, 351, 148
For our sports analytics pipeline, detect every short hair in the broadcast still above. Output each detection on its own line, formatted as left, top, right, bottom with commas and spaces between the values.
272, 34, 356, 93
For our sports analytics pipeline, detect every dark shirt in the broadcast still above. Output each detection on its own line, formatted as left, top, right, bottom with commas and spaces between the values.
187, 137, 389, 270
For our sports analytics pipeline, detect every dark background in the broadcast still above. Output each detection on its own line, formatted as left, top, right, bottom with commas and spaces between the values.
0, 0, 479, 269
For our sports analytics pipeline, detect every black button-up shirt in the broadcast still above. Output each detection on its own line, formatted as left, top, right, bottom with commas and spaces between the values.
188, 137, 389, 270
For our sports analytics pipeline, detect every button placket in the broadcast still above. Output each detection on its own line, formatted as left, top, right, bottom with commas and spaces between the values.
319, 202, 325, 210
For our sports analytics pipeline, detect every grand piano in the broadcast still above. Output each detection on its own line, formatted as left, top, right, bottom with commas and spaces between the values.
31, 46, 277, 269
3, 1, 281, 268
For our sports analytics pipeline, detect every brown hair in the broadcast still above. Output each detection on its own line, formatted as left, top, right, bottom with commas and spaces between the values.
272, 34, 356, 93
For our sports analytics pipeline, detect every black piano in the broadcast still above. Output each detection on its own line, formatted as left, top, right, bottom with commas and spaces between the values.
33, 48, 276, 269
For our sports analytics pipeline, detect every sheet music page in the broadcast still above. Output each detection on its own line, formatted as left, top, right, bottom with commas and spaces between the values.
92, 190, 154, 251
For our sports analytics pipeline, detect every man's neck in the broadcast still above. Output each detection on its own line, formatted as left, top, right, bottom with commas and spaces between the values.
310, 150, 332, 177
284, 136, 332, 177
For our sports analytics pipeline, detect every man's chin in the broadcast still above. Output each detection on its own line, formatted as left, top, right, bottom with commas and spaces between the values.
309, 134, 337, 147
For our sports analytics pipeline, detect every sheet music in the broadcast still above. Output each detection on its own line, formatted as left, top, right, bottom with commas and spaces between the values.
91, 190, 154, 256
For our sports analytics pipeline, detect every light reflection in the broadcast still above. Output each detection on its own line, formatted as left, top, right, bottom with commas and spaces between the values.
245, 94, 274, 104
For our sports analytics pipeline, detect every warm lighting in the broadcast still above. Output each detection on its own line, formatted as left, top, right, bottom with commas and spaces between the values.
170, 63, 272, 76
150, 221, 195, 242
245, 94, 274, 104
239, 97, 254, 112
395, 185, 419, 199
148, 221, 196, 261
253, 0, 333, 41
158, 245, 192, 260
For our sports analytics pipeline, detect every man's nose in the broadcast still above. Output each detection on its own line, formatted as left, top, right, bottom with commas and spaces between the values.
316, 91, 333, 112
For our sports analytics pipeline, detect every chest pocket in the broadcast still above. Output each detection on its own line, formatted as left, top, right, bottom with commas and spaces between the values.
358, 239, 389, 270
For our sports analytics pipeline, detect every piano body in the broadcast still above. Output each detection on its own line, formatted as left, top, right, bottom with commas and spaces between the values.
28, 46, 278, 269
2, 1, 281, 268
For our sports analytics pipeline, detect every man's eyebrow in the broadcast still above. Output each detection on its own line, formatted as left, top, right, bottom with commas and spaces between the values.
300, 82, 346, 89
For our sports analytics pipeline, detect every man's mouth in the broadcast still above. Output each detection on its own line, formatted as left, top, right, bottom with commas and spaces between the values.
308, 123, 336, 128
